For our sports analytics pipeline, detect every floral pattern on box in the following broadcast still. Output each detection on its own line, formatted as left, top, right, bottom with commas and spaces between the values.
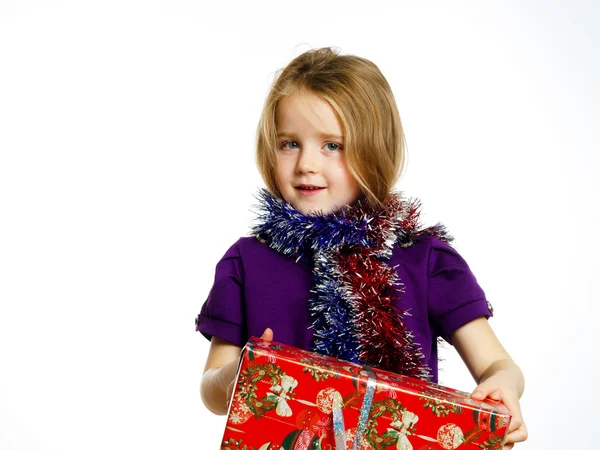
220, 338, 511, 450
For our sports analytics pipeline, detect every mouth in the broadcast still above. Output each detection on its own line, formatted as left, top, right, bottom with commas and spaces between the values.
295, 184, 326, 191
295, 184, 326, 196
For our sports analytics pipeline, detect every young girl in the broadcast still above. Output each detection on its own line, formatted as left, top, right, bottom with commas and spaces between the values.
196, 47, 527, 448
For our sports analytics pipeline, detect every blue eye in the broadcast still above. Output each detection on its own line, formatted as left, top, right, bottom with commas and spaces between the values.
325, 143, 342, 151
280, 141, 299, 150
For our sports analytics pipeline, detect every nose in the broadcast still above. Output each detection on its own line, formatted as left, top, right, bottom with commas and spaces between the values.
296, 146, 320, 174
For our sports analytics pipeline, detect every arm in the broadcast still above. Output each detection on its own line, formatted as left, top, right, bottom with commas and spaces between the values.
200, 328, 273, 415
200, 337, 242, 415
450, 317, 527, 448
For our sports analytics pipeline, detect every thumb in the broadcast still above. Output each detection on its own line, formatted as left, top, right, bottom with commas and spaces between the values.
260, 328, 274, 341
472, 380, 502, 401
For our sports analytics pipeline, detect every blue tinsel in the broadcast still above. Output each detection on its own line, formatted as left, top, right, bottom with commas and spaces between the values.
251, 189, 373, 257
250, 189, 453, 376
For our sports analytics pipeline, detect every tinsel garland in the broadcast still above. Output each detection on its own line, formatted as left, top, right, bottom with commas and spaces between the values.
251, 189, 453, 380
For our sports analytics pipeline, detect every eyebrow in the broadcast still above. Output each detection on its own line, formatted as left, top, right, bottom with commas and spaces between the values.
277, 131, 344, 140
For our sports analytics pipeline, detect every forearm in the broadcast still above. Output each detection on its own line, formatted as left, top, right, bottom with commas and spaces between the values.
200, 359, 240, 415
478, 358, 525, 398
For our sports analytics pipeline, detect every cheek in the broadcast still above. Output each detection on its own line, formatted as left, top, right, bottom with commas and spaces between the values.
276, 154, 291, 169
333, 164, 362, 199
331, 161, 359, 187
274, 158, 292, 187
346, 179, 363, 201
274, 156, 284, 175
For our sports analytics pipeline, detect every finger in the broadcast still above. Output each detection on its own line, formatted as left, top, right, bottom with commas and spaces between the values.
471, 377, 503, 401
505, 423, 528, 444
499, 393, 524, 433
481, 390, 523, 435
260, 328, 274, 341
503, 444, 514, 450
471, 383, 502, 401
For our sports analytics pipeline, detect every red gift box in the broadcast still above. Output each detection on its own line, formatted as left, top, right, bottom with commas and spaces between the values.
220, 338, 511, 450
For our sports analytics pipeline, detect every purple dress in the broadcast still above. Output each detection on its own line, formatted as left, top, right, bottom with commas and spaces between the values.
195, 234, 492, 383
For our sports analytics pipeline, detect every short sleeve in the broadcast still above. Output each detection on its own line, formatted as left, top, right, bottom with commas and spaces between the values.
195, 240, 247, 347
427, 236, 493, 344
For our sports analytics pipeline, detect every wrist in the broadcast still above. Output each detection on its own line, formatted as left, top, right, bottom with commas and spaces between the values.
479, 359, 524, 397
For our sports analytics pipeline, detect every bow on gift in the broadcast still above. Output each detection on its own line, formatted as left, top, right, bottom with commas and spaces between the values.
267, 375, 298, 417
387, 411, 419, 450
331, 369, 377, 450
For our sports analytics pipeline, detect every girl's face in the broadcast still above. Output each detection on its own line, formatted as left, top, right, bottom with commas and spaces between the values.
275, 92, 362, 215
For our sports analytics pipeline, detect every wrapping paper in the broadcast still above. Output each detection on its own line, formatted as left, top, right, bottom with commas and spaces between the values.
220, 338, 510, 450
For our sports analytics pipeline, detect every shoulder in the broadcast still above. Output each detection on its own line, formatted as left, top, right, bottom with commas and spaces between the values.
390, 233, 453, 259
415, 233, 453, 248
389, 233, 472, 278
236, 236, 274, 255
225, 236, 292, 265
218, 236, 264, 253
211, 237, 269, 283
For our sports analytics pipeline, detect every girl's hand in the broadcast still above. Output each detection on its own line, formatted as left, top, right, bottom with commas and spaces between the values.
450, 318, 527, 449
471, 374, 528, 449
225, 328, 274, 406
260, 327, 274, 342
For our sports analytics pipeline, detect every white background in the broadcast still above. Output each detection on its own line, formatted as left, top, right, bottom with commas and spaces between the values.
1, 1, 598, 449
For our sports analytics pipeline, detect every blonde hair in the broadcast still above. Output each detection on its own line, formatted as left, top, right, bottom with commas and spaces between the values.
256, 47, 407, 208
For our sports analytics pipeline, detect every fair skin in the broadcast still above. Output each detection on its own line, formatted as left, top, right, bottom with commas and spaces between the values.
200, 92, 527, 448
451, 318, 528, 449
274, 91, 362, 215
200, 329, 272, 415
